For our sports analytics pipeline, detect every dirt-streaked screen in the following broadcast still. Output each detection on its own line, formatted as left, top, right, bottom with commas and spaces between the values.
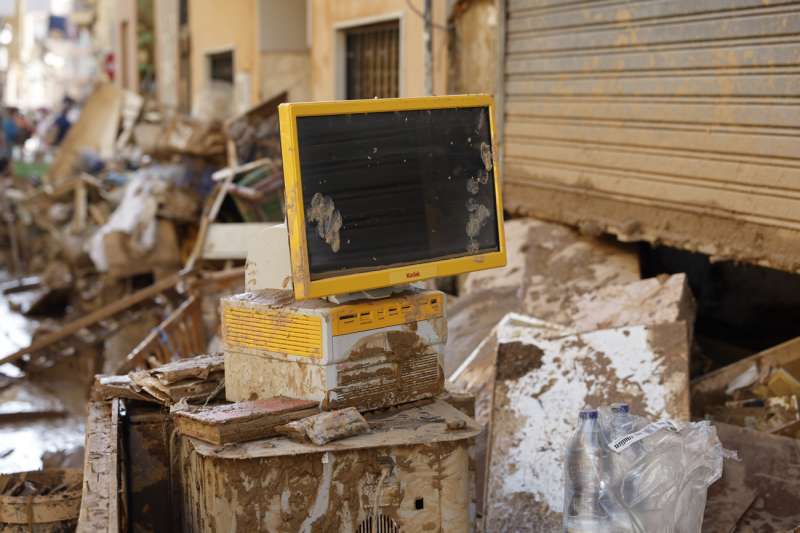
296, 106, 499, 280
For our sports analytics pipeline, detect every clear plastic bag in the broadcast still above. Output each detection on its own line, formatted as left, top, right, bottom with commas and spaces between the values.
563, 405, 736, 533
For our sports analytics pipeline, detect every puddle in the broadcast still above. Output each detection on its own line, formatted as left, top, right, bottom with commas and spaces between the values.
0, 271, 89, 473
0, 289, 36, 364
0, 416, 85, 474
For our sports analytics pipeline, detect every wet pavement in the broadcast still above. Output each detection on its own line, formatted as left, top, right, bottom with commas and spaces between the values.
0, 271, 89, 474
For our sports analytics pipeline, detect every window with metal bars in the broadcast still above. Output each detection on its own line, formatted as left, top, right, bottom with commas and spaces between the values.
345, 20, 400, 100
208, 50, 234, 83
356, 513, 400, 533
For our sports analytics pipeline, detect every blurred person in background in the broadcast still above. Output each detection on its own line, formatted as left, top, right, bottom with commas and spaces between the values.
52, 96, 76, 146
0, 107, 32, 172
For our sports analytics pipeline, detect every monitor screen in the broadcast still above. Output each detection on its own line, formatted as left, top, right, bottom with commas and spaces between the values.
296, 106, 499, 280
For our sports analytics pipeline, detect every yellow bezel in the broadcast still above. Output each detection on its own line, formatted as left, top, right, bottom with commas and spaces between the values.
278, 94, 507, 300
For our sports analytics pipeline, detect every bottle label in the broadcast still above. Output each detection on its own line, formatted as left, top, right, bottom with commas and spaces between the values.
608, 419, 679, 453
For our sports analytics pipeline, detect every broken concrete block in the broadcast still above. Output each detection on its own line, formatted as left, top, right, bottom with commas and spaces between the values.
450, 274, 695, 424
445, 286, 520, 378
484, 319, 690, 532
449, 314, 568, 425
566, 273, 695, 333
704, 423, 800, 532
459, 218, 640, 309
277, 407, 370, 445
447, 218, 640, 377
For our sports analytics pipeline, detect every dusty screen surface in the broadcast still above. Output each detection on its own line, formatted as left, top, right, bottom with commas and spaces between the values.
296, 106, 499, 280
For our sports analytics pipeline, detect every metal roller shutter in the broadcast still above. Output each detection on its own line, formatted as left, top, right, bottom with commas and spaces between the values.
499, 0, 800, 272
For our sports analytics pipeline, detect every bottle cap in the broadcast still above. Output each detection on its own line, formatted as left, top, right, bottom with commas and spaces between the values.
578, 408, 598, 420
610, 403, 630, 414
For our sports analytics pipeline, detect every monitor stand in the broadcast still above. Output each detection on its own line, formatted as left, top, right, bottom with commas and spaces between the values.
325, 284, 422, 304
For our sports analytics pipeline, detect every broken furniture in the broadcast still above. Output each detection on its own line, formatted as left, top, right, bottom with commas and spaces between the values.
692, 335, 800, 438
179, 400, 479, 532
224, 91, 286, 167
0, 469, 83, 531
79, 352, 232, 533
92, 354, 224, 405
116, 294, 207, 374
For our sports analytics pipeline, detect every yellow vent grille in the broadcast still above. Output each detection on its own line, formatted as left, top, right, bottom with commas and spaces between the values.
222, 307, 323, 358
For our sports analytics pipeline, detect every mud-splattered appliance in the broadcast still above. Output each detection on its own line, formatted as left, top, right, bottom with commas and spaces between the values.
222, 287, 446, 411
180, 400, 478, 532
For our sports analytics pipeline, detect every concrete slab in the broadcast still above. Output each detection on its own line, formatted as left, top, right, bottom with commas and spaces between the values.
484, 319, 691, 532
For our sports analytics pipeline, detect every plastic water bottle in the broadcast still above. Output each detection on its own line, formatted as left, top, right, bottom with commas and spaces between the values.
563, 408, 610, 532
607, 403, 637, 532
609, 403, 634, 441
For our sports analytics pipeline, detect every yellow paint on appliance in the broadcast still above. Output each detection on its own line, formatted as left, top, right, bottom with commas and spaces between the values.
331, 293, 443, 336
222, 307, 323, 358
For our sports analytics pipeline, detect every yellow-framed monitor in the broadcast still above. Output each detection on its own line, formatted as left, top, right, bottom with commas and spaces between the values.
278, 94, 506, 300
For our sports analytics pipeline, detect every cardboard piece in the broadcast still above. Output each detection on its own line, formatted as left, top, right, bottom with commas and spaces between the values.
45, 83, 123, 188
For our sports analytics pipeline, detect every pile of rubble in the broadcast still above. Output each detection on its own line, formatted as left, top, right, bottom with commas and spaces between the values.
0, 83, 289, 373
2, 82, 800, 531
446, 218, 800, 531
0, 82, 289, 507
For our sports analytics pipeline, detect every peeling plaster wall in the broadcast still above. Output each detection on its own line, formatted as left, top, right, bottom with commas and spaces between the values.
309, 0, 449, 100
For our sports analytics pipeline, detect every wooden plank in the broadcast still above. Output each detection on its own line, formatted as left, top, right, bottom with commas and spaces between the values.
210, 157, 273, 182
45, 84, 123, 188
76, 400, 121, 533
174, 398, 320, 445
0, 273, 180, 366
183, 175, 234, 273
150, 353, 224, 385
